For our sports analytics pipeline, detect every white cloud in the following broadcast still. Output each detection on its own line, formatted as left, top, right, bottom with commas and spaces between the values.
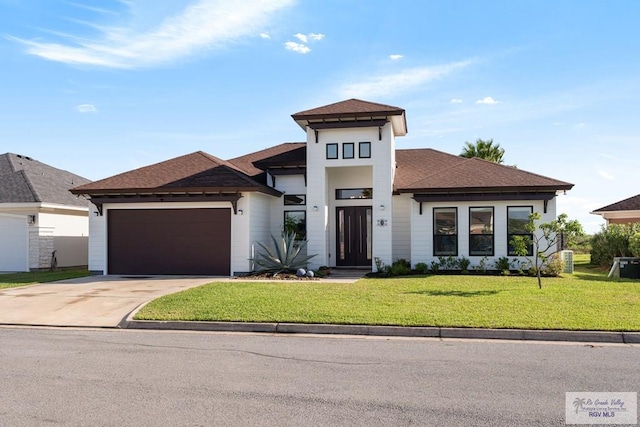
285, 32, 324, 54
597, 170, 615, 180
293, 33, 307, 43
76, 104, 97, 113
389, 54, 403, 60
450, 98, 463, 104
284, 41, 310, 54
259, 32, 271, 39
476, 96, 499, 104
8, 0, 294, 69
339, 59, 474, 99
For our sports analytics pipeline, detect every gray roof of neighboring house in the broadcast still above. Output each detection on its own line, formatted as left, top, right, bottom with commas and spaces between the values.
0, 153, 91, 208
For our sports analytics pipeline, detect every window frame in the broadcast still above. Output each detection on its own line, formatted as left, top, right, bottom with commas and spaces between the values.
469, 206, 494, 256
326, 143, 338, 159
359, 141, 371, 158
283, 194, 306, 206
507, 205, 533, 256
335, 188, 373, 200
342, 142, 355, 159
284, 210, 307, 241
433, 207, 458, 256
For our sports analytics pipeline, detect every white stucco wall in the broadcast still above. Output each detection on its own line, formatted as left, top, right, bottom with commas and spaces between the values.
410, 197, 558, 269
38, 212, 88, 267
304, 123, 397, 269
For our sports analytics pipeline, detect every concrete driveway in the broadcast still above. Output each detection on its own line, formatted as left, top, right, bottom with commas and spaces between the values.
0, 275, 222, 327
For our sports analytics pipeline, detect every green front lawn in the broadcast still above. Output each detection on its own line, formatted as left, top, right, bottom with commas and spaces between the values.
0, 269, 90, 289
135, 255, 640, 331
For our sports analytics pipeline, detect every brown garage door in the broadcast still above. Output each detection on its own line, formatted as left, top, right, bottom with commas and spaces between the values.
107, 208, 231, 275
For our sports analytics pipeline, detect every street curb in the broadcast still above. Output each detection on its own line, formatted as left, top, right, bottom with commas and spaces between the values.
121, 318, 640, 344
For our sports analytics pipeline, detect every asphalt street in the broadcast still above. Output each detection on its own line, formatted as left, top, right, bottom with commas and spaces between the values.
1, 327, 638, 426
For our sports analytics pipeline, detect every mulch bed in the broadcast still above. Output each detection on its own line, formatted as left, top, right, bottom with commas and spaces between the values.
235, 272, 321, 280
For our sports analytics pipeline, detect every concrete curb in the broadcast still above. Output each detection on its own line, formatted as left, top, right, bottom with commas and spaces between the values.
121, 317, 640, 344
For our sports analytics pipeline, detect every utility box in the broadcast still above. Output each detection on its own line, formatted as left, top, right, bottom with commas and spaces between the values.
560, 250, 574, 274
619, 257, 640, 279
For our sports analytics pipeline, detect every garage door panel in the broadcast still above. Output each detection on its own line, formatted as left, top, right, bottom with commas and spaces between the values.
107, 208, 230, 275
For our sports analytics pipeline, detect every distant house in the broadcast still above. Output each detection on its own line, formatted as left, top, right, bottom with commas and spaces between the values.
71, 99, 573, 276
0, 153, 90, 272
591, 194, 640, 225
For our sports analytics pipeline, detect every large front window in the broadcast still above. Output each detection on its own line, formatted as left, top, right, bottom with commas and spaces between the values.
507, 206, 533, 256
469, 207, 494, 256
434, 207, 457, 256
284, 211, 306, 240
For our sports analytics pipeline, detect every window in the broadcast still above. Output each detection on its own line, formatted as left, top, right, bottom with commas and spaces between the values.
284, 195, 306, 206
469, 207, 494, 256
508, 206, 533, 256
284, 211, 306, 240
359, 142, 371, 158
326, 143, 338, 159
336, 188, 373, 200
343, 143, 355, 159
434, 207, 457, 256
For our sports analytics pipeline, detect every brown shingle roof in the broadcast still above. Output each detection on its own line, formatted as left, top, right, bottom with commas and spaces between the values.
71, 151, 277, 195
291, 98, 405, 119
227, 143, 305, 177
592, 194, 640, 213
395, 148, 573, 193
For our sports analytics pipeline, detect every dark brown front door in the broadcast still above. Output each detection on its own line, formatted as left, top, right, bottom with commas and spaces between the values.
107, 208, 231, 275
336, 206, 372, 267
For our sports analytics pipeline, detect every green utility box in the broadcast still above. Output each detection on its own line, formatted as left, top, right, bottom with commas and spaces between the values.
619, 258, 640, 279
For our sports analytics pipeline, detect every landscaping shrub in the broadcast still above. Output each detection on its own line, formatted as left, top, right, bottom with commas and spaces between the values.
472, 256, 489, 273
540, 253, 565, 277
389, 259, 411, 276
414, 262, 429, 274
458, 256, 471, 273
630, 232, 640, 257
494, 256, 511, 274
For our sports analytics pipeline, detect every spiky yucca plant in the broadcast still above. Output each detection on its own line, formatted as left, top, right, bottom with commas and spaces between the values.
252, 232, 317, 275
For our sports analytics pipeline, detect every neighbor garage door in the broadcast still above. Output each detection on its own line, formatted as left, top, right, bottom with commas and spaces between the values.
107, 208, 231, 275
0, 214, 28, 272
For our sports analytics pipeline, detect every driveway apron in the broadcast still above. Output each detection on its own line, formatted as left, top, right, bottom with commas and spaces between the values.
0, 276, 219, 327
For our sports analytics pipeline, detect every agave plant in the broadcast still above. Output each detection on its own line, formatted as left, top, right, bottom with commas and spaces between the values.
252, 232, 316, 275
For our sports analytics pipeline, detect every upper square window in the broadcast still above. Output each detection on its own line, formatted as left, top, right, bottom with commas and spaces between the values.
359, 142, 371, 158
326, 143, 338, 159
343, 143, 355, 159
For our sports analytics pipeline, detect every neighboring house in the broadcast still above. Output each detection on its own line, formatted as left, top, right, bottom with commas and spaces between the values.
70, 99, 573, 276
591, 194, 640, 225
0, 153, 91, 272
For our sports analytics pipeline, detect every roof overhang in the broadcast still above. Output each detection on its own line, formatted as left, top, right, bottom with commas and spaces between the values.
292, 112, 407, 136
411, 191, 557, 203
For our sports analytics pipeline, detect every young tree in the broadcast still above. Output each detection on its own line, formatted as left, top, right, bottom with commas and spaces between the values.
460, 138, 505, 163
510, 213, 584, 289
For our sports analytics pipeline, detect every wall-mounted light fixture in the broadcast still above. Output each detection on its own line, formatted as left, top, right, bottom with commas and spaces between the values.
380, 204, 385, 211
237, 209, 244, 216
313, 205, 319, 212
27, 215, 36, 225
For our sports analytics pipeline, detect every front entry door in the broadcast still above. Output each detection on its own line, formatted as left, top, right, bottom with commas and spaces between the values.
336, 206, 372, 267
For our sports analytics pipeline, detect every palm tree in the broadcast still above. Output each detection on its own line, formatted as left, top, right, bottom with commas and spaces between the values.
460, 138, 505, 163
573, 398, 586, 414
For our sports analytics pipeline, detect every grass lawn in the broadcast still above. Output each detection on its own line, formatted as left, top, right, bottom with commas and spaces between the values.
0, 269, 90, 289
135, 254, 640, 331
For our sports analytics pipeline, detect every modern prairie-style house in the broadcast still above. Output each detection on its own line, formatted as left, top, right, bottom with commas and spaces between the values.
0, 153, 90, 272
591, 194, 640, 225
71, 99, 573, 276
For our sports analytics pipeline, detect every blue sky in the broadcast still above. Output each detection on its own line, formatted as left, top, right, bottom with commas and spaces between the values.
2, 0, 639, 233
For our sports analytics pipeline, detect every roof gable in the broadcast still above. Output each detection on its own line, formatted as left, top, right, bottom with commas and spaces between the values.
227, 143, 305, 178
0, 153, 90, 207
